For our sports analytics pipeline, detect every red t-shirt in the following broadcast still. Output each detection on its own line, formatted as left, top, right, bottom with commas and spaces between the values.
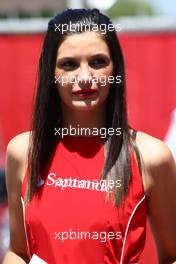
21, 135, 147, 264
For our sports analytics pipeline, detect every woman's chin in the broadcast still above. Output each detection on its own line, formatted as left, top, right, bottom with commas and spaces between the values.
70, 100, 100, 111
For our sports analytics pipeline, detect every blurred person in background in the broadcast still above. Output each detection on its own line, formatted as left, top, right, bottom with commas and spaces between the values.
0, 169, 8, 262
0, 130, 8, 261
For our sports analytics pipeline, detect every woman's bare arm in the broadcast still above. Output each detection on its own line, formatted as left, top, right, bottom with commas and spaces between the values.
137, 132, 176, 263
2, 133, 30, 263
2, 250, 27, 263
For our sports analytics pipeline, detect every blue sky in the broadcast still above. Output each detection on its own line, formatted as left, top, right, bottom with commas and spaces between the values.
149, 0, 176, 16
85, 0, 176, 16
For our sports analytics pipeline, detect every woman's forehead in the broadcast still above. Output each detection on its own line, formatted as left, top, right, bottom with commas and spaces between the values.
56, 31, 109, 58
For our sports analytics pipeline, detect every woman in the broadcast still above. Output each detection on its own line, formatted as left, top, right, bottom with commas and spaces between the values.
3, 8, 176, 264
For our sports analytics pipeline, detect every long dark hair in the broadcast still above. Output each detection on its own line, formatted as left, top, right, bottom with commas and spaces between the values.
26, 8, 142, 206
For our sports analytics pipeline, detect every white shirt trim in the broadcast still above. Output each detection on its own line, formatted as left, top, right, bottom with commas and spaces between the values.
120, 195, 146, 264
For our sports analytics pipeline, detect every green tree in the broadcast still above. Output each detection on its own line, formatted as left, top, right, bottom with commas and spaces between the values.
107, 0, 155, 18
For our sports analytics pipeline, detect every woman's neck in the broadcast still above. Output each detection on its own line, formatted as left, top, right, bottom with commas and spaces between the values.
61, 106, 106, 131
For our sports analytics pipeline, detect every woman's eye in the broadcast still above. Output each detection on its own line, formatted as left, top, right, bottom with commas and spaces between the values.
60, 60, 78, 70
90, 58, 106, 68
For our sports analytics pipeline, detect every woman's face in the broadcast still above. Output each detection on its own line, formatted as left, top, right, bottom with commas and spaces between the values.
55, 31, 113, 112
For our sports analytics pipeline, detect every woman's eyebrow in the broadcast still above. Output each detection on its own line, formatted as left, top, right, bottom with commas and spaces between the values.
90, 53, 110, 58
57, 53, 110, 60
57, 56, 76, 61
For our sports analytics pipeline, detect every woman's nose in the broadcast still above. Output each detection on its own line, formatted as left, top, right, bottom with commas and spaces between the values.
76, 65, 93, 88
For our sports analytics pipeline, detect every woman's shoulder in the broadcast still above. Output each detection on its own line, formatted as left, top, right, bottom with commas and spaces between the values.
6, 131, 31, 161
6, 131, 31, 182
135, 130, 174, 167
133, 130, 176, 196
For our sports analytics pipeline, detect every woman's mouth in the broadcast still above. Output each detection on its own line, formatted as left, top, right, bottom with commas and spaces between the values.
72, 88, 98, 98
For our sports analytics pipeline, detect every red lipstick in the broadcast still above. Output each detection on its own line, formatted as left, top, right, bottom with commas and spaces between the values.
72, 88, 98, 98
